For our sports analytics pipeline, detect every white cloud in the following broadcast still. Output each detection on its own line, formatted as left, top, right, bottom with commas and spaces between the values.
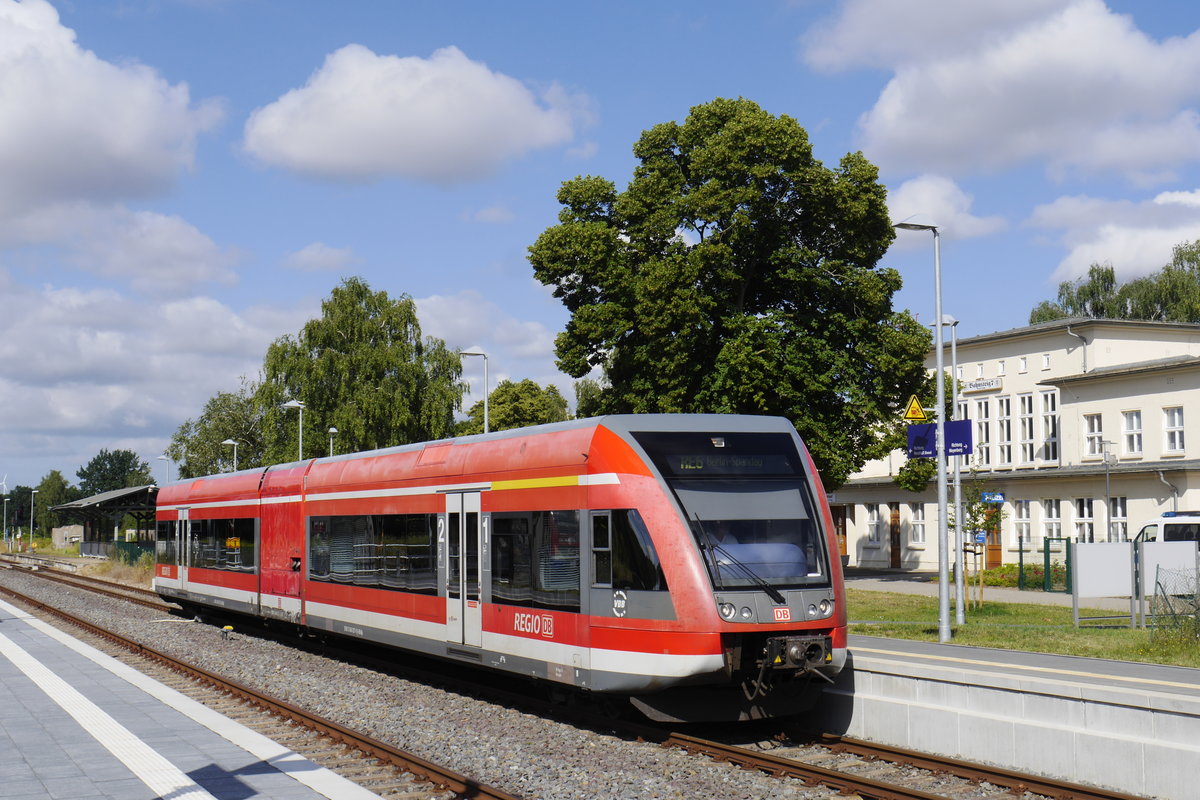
243, 44, 582, 183
416, 289, 570, 408
0, 202, 239, 298
1027, 190, 1200, 281
0, 271, 311, 484
469, 204, 516, 224
282, 242, 359, 272
815, 0, 1200, 182
802, 0, 1069, 71
887, 175, 1007, 245
0, 0, 223, 215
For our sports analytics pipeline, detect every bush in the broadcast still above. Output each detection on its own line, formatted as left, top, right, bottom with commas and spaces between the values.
964, 561, 1067, 589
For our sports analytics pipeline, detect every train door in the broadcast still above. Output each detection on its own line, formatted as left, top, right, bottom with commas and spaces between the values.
444, 492, 483, 648
176, 508, 191, 592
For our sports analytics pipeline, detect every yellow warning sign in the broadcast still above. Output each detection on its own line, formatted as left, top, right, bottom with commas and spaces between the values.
903, 395, 928, 422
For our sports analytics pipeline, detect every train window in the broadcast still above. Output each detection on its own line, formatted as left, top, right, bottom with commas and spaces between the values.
155, 520, 176, 565
492, 515, 532, 606
491, 510, 580, 613
612, 510, 667, 591
591, 510, 668, 591
308, 514, 438, 594
592, 513, 612, 586
185, 518, 257, 572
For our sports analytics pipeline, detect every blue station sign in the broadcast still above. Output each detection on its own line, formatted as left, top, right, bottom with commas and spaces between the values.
906, 419, 973, 459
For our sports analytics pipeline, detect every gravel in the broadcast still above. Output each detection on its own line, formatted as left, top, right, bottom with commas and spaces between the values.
0, 569, 841, 800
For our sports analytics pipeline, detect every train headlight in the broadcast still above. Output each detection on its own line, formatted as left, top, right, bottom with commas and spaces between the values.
740, 606, 753, 620
807, 603, 818, 618
718, 603, 736, 620
819, 599, 831, 616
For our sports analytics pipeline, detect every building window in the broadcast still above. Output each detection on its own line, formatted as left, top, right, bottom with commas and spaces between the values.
975, 399, 991, 467
1042, 353, 1051, 370
1043, 499, 1061, 543
1019, 393, 1035, 464
1109, 497, 1127, 542
1014, 500, 1031, 546
1018, 356, 1027, 373
909, 503, 926, 545
1165, 406, 1185, 453
997, 397, 1012, 465
1122, 410, 1143, 456
867, 503, 882, 542
976, 364, 984, 378
1074, 498, 1094, 543
956, 365, 963, 380
998, 359, 1006, 376
1084, 414, 1103, 457
1040, 391, 1059, 462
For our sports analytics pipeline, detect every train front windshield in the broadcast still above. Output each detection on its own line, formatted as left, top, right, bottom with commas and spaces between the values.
633, 430, 829, 589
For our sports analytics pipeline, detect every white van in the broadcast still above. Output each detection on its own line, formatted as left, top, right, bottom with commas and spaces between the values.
1133, 511, 1200, 544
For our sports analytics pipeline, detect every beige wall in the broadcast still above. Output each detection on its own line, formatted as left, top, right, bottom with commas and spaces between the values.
835, 320, 1200, 569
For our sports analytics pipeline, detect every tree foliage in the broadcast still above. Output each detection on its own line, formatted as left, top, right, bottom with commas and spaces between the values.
528, 97, 932, 487
573, 378, 605, 419
166, 379, 264, 478
256, 277, 465, 464
1029, 240, 1200, 324
455, 379, 569, 435
35, 470, 79, 532
76, 449, 152, 496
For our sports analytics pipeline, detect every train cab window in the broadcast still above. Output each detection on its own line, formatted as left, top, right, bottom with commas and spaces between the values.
491, 510, 580, 613
632, 430, 828, 589
591, 510, 667, 591
308, 513, 438, 594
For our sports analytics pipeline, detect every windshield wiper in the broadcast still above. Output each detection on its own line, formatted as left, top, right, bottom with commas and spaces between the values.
693, 515, 787, 605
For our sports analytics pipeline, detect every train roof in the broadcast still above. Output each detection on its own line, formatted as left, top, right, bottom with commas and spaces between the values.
157, 413, 801, 506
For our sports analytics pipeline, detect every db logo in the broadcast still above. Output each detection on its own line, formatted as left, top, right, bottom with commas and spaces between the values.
514, 612, 555, 638
773, 607, 792, 622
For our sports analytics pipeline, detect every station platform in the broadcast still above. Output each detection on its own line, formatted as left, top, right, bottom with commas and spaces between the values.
0, 597, 382, 800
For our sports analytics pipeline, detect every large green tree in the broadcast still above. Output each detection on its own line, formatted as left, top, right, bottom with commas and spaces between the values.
35, 470, 79, 532
528, 97, 931, 486
76, 449, 153, 495
166, 379, 264, 478
456, 379, 570, 435
1030, 240, 1200, 324
256, 277, 465, 463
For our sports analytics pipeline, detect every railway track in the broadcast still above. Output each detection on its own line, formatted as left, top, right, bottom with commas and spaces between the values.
0, 571, 517, 800
2, 560, 1153, 800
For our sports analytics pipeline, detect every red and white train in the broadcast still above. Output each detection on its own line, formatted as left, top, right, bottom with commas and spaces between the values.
154, 414, 847, 721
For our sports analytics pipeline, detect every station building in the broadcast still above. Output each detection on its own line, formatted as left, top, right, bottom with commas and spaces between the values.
831, 317, 1200, 570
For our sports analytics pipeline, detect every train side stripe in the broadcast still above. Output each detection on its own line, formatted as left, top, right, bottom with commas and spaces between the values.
159, 472, 621, 511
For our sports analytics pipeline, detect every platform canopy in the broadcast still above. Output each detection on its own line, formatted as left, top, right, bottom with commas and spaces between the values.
50, 484, 158, 547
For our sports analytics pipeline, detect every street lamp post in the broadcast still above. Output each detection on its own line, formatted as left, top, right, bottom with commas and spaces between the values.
457, 351, 489, 433
222, 439, 239, 471
29, 489, 38, 552
896, 221, 951, 643
157, 454, 171, 484
3, 497, 8, 553
282, 399, 305, 461
328, 427, 338, 457
944, 315, 966, 626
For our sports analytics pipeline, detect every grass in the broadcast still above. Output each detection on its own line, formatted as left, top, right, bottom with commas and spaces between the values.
848, 588, 1200, 668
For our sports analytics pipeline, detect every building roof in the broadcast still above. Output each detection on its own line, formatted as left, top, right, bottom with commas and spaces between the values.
50, 484, 158, 522
955, 317, 1200, 348
1038, 353, 1200, 386
840, 458, 1200, 489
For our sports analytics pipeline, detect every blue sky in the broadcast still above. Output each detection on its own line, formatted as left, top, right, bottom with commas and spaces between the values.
5, 0, 1200, 488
